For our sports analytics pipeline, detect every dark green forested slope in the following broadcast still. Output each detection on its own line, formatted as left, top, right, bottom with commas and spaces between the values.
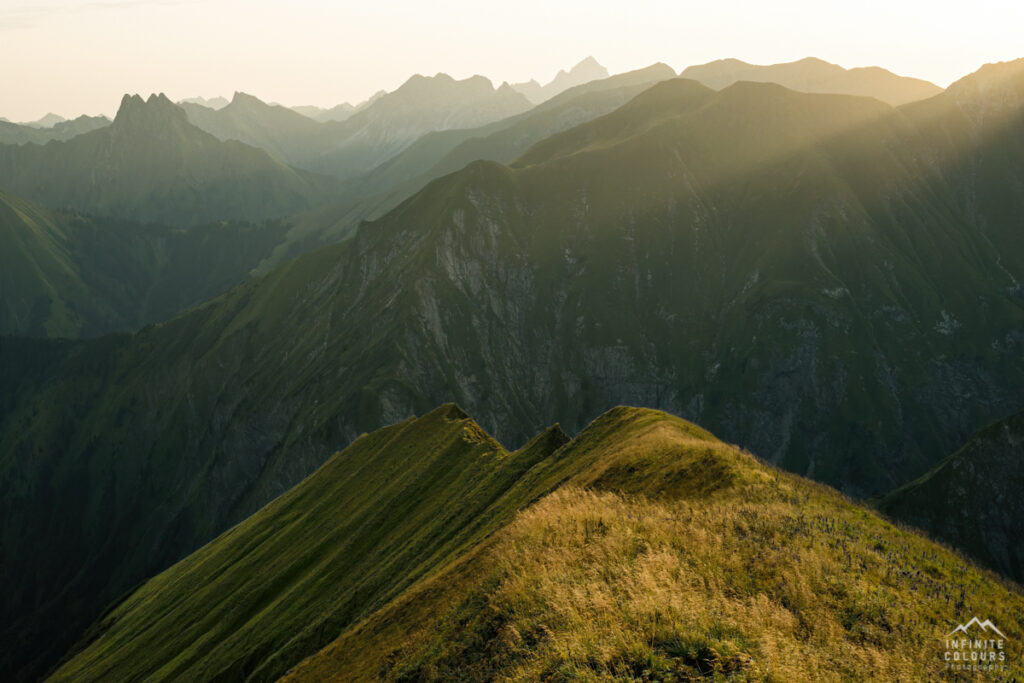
53, 407, 1024, 681
0, 188, 290, 337
0, 94, 339, 227
878, 410, 1024, 582
4, 62, 1024, 679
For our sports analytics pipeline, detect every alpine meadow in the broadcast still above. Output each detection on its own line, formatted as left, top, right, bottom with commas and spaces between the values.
1, 1, 1023, 681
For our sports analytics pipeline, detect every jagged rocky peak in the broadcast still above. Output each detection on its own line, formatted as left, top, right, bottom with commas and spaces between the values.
114, 92, 187, 127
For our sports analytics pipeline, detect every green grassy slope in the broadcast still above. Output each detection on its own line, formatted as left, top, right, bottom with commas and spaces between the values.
49, 405, 570, 681
54, 407, 1024, 681
0, 94, 340, 227
0, 188, 291, 337
5, 64, 1024, 679
877, 410, 1024, 583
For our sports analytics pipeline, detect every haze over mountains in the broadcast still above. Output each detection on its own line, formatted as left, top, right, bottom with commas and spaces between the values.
0, 93, 339, 227
2, 55, 1023, 682
681, 56, 944, 105
0, 115, 110, 146
511, 56, 611, 103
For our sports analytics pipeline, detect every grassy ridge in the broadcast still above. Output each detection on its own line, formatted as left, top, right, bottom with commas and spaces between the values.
51, 405, 1024, 681
49, 405, 569, 682
286, 409, 1024, 681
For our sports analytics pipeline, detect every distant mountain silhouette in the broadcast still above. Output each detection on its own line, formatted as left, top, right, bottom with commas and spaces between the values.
0, 93, 339, 226
179, 95, 230, 110
0, 114, 110, 145
681, 56, 942, 105
513, 56, 610, 103
21, 112, 67, 128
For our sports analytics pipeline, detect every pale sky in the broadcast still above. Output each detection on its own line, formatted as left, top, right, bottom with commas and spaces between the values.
1, 0, 1022, 122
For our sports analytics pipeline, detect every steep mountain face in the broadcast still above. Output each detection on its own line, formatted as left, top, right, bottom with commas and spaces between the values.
3, 67, 1024, 679
0, 93, 339, 226
306, 73, 533, 178
878, 411, 1024, 582
180, 92, 330, 166
52, 407, 1024, 681
0, 188, 290, 337
0, 114, 109, 145
681, 56, 943, 105
512, 56, 611, 103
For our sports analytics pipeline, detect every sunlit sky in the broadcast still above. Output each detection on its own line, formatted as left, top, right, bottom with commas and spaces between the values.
1, 0, 1022, 122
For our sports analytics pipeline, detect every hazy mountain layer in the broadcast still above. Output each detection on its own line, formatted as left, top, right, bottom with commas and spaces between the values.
52, 407, 1024, 681
681, 56, 942, 105
257, 63, 679, 269
0, 115, 109, 146
3, 63, 1024, 679
0, 94, 339, 227
181, 76, 534, 180
178, 95, 229, 110
878, 411, 1024, 582
305, 73, 534, 178
512, 56, 611, 103
180, 92, 334, 167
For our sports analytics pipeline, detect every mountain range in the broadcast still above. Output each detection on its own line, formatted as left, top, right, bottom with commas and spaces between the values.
0, 94, 339, 226
2, 57, 1024, 681
511, 56, 611, 103
48, 406, 1024, 681
177, 74, 533, 179
0, 115, 110, 146
681, 56, 943, 105
257, 63, 680, 268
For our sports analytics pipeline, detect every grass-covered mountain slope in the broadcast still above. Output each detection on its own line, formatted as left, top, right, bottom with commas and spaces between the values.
878, 410, 1024, 583
48, 405, 569, 682
4, 64, 1024, 679
0, 188, 290, 337
54, 407, 1024, 682
0, 93, 340, 227
681, 56, 943, 105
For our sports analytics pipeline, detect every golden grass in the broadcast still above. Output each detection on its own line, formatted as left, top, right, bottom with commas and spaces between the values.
284, 413, 1024, 682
